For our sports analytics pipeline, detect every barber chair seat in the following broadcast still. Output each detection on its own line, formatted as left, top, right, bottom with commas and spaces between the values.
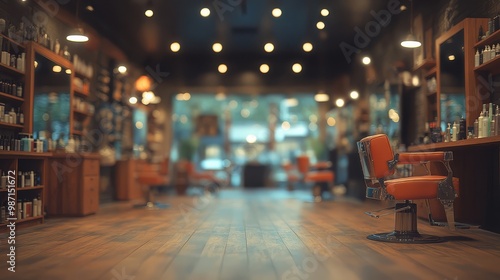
357, 134, 474, 244
296, 155, 335, 202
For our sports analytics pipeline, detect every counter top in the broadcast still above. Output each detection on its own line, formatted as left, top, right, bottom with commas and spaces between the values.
408, 136, 500, 151
0, 151, 100, 159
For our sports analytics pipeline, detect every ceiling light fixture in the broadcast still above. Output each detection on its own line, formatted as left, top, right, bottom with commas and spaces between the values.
292, 63, 302, 73
401, 0, 421, 48
350, 90, 359, 100
321, 9, 329, 16
118, 65, 127, 74
212, 43, 223, 53
272, 8, 282, 18
303, 42, 313, 52
145, 0, 154, 17
316, 21, 325, 30
129, 96, 138, 104
335, 98, 345, 107
260, 64, 270, 73
264, 43, 274, 53
170, 42, 181, 52
314, 92, 329, 102
200, 7, 211, 17
362, 56, 371, 65
218, 64, 228, 74
86, 5, 94, 12
66, 0, 89, 43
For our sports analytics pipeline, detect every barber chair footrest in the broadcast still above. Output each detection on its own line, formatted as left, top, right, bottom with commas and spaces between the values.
367, 231, 443, 243
429, 221, 480, 229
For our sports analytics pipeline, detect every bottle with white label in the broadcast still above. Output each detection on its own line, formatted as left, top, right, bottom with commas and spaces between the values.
479, 112, 484, 138
451, 122, 458, 141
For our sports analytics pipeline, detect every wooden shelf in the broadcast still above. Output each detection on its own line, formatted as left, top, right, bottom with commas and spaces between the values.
73, 109, 91, 117
474, 29, 500, 48
17, 216, 43, 224
0, 34, 25, 50
0, 188, 8, 193
73, 88, 89, 97
474, 55, 500, 74
72, 130, 84, 136
427, 91, 437, 97
0, 151, 52, 157
414, 58, 436, 71
0, 91, 24, 102
0, 62, 25, 76
424, 67, 437, 78
74, 70, 92, 79
0, 122, 23, 129
17, 185, 44, 191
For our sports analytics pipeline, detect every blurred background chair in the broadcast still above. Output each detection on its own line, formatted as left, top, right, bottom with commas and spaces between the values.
357, 134, 466, 243
296, 155, 335, 202
185, 161, 220, 194
134, 158, 170, 209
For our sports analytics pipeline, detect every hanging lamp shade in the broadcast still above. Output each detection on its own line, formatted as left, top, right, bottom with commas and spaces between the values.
401, 33, 421, 48
66, 27, 89, 42
400, 0, 421, 48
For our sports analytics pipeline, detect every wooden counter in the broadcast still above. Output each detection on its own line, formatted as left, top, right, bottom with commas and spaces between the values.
409, 137, 500, 233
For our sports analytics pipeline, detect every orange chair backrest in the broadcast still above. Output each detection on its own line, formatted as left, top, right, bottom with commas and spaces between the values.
357, 134, 395, 180
296, 155, 310, 174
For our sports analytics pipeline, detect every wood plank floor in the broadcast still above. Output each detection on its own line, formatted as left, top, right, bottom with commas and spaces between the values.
1, 188, 500, 280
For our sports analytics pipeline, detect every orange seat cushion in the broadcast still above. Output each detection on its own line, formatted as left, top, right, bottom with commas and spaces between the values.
192, 172, 216, 181
385, 176, 459, 200
304, 171, 334, 183
137, 175, 167, 185
287, 174, 300, 182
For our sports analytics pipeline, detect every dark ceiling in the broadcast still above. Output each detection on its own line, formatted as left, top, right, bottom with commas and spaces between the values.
74, 0, 401, 69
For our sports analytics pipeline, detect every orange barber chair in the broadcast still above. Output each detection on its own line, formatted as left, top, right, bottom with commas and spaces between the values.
296, 155, 335, 202
184, 161, 220, 194
356, 134, 471, 243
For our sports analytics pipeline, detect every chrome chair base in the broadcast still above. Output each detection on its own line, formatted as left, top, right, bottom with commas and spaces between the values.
367, 232, 443, 243
367, 202, 443, 243
133, 201, 170, 210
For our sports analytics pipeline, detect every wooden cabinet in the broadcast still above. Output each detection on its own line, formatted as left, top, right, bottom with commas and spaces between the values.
47, 153, 100, 216
115, 159, 142, 201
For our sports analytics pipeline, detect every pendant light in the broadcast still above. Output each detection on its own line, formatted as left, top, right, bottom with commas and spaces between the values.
400, 0, 421, 48
66, 0, 89, 43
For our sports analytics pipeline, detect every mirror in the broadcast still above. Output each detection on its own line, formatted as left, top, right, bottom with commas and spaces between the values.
32, 52, 71, 144
439, 29, 466, 131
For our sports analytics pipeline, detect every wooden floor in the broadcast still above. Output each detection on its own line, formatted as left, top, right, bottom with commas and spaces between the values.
2, 188, 500, 280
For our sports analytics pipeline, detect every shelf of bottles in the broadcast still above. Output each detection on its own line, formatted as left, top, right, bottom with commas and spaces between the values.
474, 17, 500, 74
0, 157, 44, 226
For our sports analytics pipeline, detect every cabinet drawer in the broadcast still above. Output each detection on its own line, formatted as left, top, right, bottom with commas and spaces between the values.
83, 159, 100, 176
82, 176, 99, 215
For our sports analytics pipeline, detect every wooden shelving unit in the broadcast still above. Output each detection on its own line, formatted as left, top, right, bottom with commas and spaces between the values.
474, 55, 500, 74
0, 153, 47, 227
